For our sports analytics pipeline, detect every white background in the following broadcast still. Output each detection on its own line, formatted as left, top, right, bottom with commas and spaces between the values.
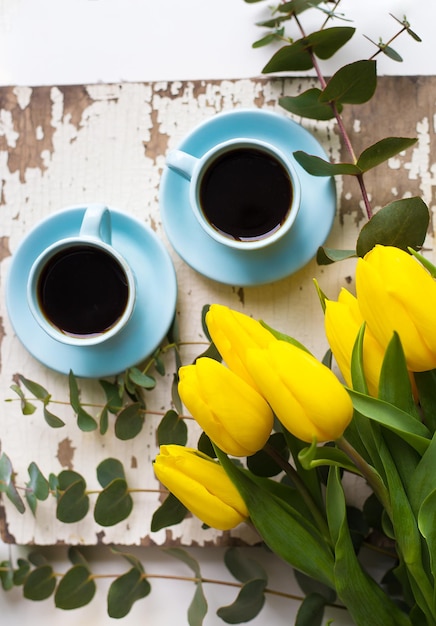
0, 0, 434, 624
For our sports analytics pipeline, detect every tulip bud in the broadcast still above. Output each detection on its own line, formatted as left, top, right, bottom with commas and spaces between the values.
153, 445, 249, 531
178, 357, 274, 457
205, 304, 275, 390
246, 340, 353, 442
325, 288, 386, 396
356, 245, 436, 372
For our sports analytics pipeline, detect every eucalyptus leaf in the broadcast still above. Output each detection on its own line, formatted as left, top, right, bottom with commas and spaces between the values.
128, 367, 156, 389
97, 458, 126, 488
99, 406, 109, 435
382, 45, 403, 62
356, 137, 417, 172
54, 564, 96, 610
10, 383, 36, 415
26, 462, 49, 515
165, 548, 208, 626
18, 375, 50, 403
13, 559, 31, 586
68, 370, 81, 413
319, 60, 377, 105
43, 406, 65, 428
378, 333, 420, 418
68, 546, 89, 567
107, 567, 151, 618
150, 493, 188, 531
356, 197, 429, 256
247, 432, 289, 477
253, 33, 280, 48
114, 402, 144, 440
224, 547, 267, 583
293, 151, 360, 176
0, 453, 25, 513
279, 89, 339, 120
0, 561, 13, 591
295, 592, 326, 626
278, 0, 325, 14
316, 247, 356, 265
99, 379, 124, 413
77, 407, 98, 432
94, 479, 133, 526
217, 578, 267, 624
56, 478, 90, 523
171, 372, 183, 414
262, 39, 314, 73
157, 409, 188, 446
306, 27, 355, 60
294, 569, 336, 603
23, 565, 57, 601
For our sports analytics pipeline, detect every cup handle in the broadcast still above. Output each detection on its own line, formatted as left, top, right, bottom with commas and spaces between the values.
79, 204, 112, 244
166, 150, 198, 180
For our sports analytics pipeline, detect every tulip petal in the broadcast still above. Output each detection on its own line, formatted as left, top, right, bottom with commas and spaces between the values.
154, 446, 248, 531
179, 359, 274, 457
248, 342, 353, 442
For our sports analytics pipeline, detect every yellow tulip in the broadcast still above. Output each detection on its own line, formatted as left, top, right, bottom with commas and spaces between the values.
356, 245, 436, 372
153, 445, 249, 530
178, 357, 274, 457
325, 288, 386, 396
246, 340, 353, 442
205, 304, 275, 390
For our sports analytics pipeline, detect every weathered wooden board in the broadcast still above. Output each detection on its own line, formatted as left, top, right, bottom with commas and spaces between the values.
0, 76, 434, 546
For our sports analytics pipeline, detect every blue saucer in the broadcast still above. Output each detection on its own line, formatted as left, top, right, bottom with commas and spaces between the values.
6, 206, 177, 378
159, 109, 336, 286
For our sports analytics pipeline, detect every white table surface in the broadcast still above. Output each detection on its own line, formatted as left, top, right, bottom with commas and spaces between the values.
0, 1, 434, 624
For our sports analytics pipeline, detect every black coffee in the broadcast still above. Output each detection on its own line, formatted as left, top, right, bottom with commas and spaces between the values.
199, 147, 293, 241
37, 245, 129, 337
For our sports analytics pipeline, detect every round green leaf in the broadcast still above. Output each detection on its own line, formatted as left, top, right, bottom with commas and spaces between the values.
55, 564, 96, 610
356, 137, 417, 172
94, 479, 133, 526
23, 565, 57, 601
127, 367, 156, 389
319, 60, 377, 105
279, 89, 340, 120
262, 40, 314, 73
56, 479, 90, 523
115, 403, 144, 440
356, 197, 429, 256
150, 493, 188, 532
97, 458, 126, 487
224, 547, 267, 583
157, 410, 188, 446
293, 151, 360, 176
217, 579, 267, 624
107, 568, 151, 619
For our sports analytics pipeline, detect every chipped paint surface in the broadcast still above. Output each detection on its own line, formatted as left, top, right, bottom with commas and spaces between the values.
0, 77, 434, 546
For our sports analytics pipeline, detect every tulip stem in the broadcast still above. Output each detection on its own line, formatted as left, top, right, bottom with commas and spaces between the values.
263, 443, 332, 545
336, 436, 392, 518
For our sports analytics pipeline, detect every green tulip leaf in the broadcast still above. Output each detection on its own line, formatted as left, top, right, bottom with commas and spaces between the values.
356, 137, 417, 172
56, 476, 90, 523
279, 89, 339, 120
408, 247, 436, 277
10, 384, 37, 415
224, 547, 268, 583
94, 479, 133, 526
347, 390, 430, 454
23, 565, 57, 601
378, 333, 420, 418
319, 60, 377, 105
26, 462, 49, 514
217, 578, 267, 624
114, 402, 144, 440
293, 151, 361, 176
298, 440, 361, 475
0, 453, 25, 514
54, 564, 96, 610
215, 447, 335, 589
157, 410, 188, 446
260, 321, 312, 354
107, 567, 151, 619
127, 367, 156, 389
410, 434, 436, 514
418, 488, 436, 580
295, 592, 326, 626
97, 458, 126, 488
326, 467, 411, 626
356, 197, 429, 256
150, 492, 188, 531
414, 370, 436, 433
316, 247, 356, 265
262, 39, 314, 73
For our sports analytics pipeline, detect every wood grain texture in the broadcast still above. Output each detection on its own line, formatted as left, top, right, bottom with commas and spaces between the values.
0, 76, 434, 546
